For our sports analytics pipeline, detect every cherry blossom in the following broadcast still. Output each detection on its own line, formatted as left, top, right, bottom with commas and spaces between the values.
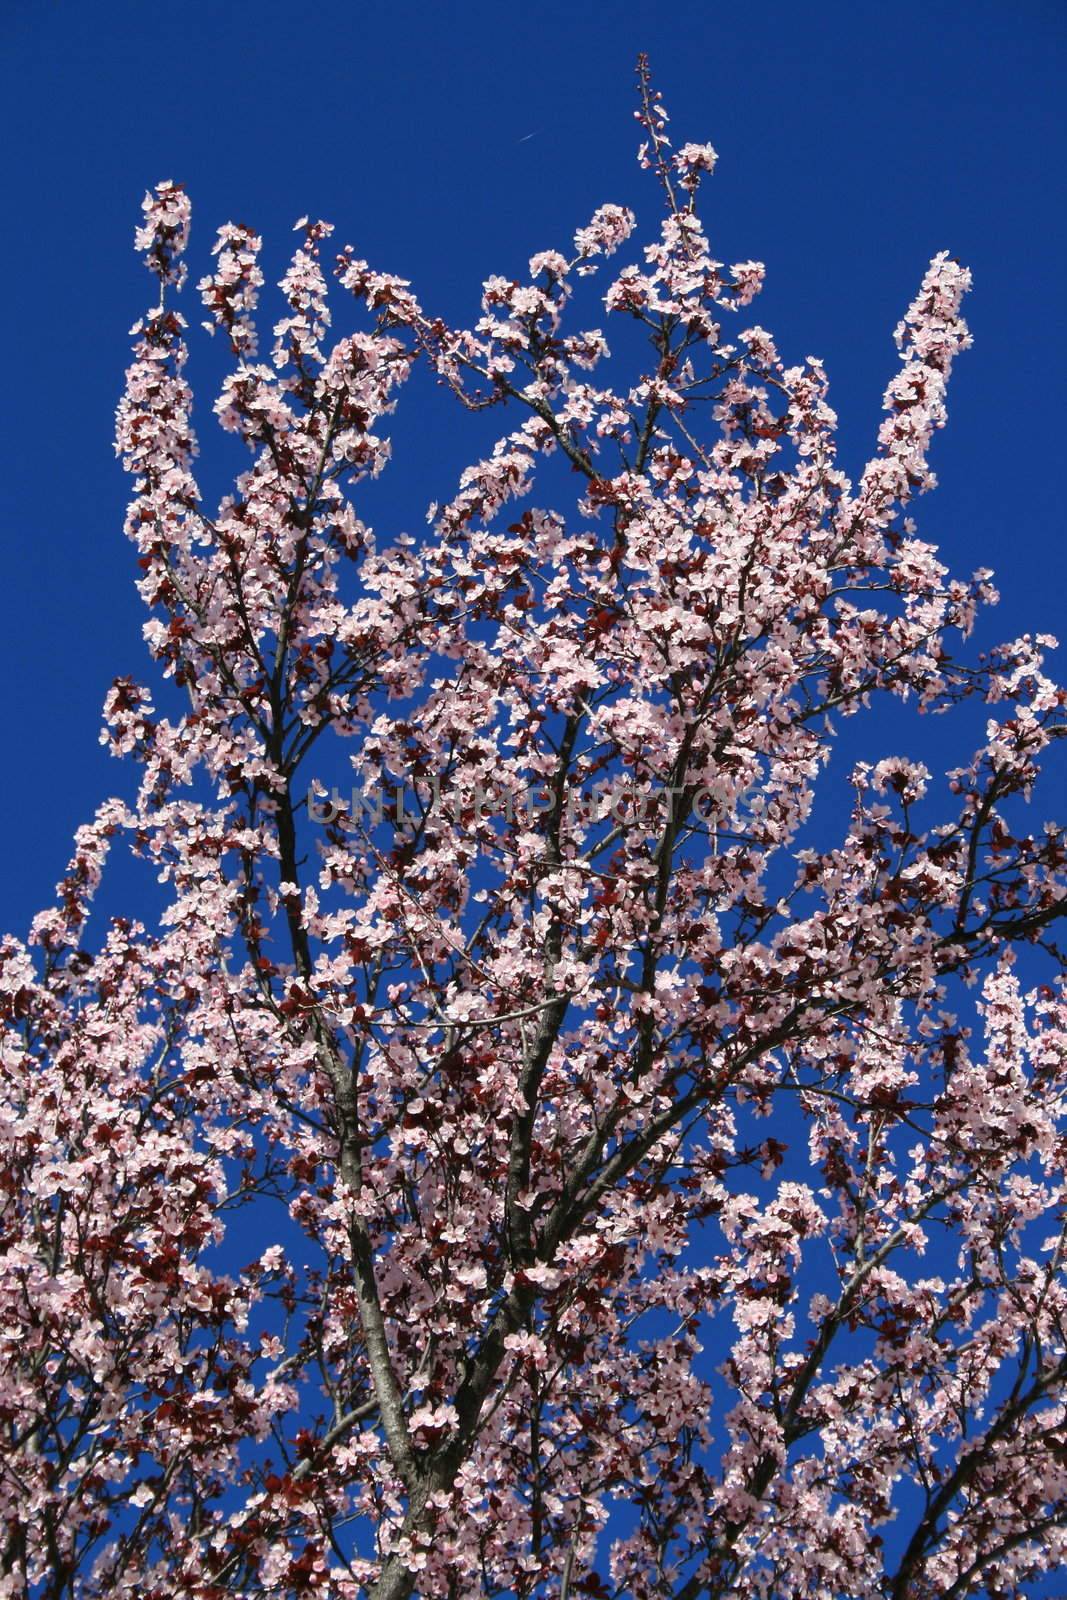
1, 55, 1064, 1600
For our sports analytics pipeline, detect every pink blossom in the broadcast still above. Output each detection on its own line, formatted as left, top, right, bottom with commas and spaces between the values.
1, 59, 1064, 1600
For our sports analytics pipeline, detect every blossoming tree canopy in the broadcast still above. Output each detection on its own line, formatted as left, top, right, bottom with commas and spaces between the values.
1, 56, 1065, 1600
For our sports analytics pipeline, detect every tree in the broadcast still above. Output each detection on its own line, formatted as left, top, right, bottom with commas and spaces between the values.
1, 56, 1064, 1600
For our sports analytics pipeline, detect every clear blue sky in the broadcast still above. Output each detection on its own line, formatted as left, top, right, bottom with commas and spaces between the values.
0, 0, 1064, 933
1, 8, 1065, 1585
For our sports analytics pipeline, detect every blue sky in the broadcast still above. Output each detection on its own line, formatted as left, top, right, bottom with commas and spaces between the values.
0, 0, 1063, 928
1, 4, 1065, 1585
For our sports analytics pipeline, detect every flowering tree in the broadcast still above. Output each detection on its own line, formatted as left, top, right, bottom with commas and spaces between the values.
1, 57, 1065, 1600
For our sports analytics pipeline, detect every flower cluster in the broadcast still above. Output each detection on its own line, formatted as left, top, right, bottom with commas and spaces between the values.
1, 61, 1064, 1600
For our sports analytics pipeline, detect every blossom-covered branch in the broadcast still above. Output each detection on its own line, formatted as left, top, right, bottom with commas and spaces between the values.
1, 58, 1064, 1600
